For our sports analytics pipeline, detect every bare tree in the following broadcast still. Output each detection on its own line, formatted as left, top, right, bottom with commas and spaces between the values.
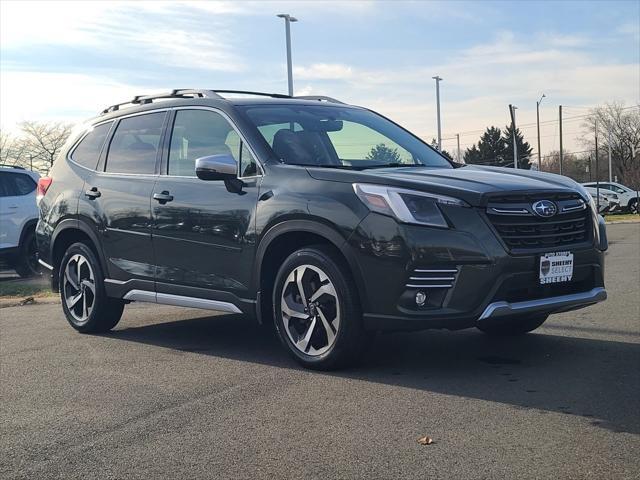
581, 102, 640, 189
0, 130, 30, 168
19, 121, 73, 172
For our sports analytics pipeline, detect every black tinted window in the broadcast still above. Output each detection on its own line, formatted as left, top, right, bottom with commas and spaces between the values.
13, 173, 36, 195
168, 110, 237, 177
71, 122, 112, 169
0, 172, 36, 197
106, 112, 165, 174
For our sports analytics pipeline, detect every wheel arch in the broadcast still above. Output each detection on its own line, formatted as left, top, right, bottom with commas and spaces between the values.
50, 219, 107, 291
254, 219, 367, 324
18, 219, 38, 247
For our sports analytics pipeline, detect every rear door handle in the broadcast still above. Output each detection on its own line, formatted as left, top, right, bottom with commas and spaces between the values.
153, 191, 174, 204
85, 187, 101, 199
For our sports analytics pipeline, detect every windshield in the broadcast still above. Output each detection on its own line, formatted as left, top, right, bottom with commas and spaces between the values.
239, 104, 452, 169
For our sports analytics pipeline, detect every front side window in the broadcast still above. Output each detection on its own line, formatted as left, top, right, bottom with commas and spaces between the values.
240, 105, 451, 169
168, 109, 258, 177
71, 122, 113, 169
105, 113, 165, 174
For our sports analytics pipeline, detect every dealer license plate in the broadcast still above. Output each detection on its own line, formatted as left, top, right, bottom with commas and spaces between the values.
539, 251, 574, 284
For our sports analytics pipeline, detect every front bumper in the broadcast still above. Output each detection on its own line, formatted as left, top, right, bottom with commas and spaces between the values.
347, 207, 607, 332
478, 287, 606, 321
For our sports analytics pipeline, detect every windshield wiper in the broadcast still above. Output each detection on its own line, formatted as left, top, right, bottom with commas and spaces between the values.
359, 163, 425, 169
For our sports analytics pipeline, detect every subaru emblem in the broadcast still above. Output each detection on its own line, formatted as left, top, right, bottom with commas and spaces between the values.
532, 200, 558, 218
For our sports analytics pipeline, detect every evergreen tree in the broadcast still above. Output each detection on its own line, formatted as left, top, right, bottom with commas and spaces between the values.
430, 138, 454, 161
463, 126, 507, 166
366, 143, 401, 163
502, 125, 533, 169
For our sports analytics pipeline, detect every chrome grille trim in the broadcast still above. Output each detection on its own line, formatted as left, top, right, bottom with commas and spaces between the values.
406, 268, 458, 289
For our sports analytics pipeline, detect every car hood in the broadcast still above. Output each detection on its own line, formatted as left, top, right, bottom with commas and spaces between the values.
306, 164, 585, 206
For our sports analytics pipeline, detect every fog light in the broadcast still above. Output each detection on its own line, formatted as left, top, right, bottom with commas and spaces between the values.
415, 290, 427, 306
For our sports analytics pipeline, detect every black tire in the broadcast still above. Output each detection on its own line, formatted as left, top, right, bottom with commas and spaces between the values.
629, 198, 638, 214
273, 245, 369, 370
59, 242, 124, 333
477, 314, 549, 336
14, 229, 41, 278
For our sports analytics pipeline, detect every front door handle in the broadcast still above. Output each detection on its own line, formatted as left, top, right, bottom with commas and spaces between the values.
153, 191, 174, 204
85, 187, 101, 199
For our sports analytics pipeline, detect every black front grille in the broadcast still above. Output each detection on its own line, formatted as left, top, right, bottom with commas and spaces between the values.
486, 192, 592, 251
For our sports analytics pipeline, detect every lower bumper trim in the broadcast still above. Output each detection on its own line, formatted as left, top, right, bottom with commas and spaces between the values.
478, 287, 607, 321
38, 259, 54, 270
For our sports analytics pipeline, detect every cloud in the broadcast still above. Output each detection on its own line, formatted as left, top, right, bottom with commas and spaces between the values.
294, 63, 355, 80
0, 1, 246, 72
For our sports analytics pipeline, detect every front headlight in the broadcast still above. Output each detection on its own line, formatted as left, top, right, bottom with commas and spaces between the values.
353, 183, 469, 228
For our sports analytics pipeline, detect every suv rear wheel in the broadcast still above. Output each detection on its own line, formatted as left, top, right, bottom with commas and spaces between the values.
477, 314, 548, 336
14, 230, 41, 278
273, 246, 369, 370
59, 242, 124, 333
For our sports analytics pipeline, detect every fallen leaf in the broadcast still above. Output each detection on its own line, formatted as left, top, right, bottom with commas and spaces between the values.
19, 297, 35, 306
418, 436, 434, 445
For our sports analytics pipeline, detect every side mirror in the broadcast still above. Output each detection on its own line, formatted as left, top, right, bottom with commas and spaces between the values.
195, 154, 237, 181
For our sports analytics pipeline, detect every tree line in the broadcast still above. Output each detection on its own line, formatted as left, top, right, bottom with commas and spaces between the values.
459, 102, 639, 189
0, 122, 73, 173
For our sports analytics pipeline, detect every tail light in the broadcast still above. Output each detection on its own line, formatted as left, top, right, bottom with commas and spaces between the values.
36, 177, 52, 205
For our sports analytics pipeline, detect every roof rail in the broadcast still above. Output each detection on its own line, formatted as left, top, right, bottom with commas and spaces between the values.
294, 95, 345, 104
0, 164, 26, 170
99, 89, 222, 115
99, 89, 345, 115
213, 90, 291, 99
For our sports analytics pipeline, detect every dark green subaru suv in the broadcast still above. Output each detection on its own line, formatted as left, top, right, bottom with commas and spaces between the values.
36, 89, 608, 369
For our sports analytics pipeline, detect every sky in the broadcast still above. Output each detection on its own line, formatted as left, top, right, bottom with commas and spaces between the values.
1, 0, 639, 157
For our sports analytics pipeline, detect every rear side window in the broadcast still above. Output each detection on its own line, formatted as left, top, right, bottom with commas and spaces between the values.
106, 112, 165, 174
0, 172, 36, 197
71, 122, 113, 169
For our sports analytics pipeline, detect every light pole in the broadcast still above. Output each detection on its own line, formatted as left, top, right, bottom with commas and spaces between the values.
536, 94, 545, 171
277, 13, 298, 96
432, 76, 443, 151
509, 104, 518, 168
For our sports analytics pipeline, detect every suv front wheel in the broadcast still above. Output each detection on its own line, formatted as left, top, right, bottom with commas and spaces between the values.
59, 242, 124, 333
273, 246, 369, 370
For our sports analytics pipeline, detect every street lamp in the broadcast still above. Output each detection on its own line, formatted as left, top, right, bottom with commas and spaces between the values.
277, 13, 298, 96
536, 94, 545, 171
432, 76, 443, 151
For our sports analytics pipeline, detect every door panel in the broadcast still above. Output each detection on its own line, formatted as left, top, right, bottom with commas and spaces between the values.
152, 176, 259, 295
89, 111, 166, 281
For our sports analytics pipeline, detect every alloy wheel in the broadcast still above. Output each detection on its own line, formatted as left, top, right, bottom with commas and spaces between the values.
280, 264, 340, 356
63, 254, 96, 324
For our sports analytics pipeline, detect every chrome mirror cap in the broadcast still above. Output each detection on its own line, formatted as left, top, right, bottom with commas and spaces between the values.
195, 154, 237, 181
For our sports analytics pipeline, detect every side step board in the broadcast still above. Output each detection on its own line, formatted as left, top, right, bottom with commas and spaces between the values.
123, 290, 242, 314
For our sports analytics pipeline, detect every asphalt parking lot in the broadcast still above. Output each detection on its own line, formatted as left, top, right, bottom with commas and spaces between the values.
1, 223, 638, 479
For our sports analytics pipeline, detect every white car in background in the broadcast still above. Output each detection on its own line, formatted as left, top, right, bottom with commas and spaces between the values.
583, 186, 618, 214
582, 181, 639, 213
0, 165, 41, 277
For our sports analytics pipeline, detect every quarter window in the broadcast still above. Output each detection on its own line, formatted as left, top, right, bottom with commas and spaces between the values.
0, 172, 36, 197
105, 113, 165, 174
71, 122, 113, 169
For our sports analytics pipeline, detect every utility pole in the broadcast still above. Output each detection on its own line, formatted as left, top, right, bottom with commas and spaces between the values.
456, 133, 461, 162
29, 155, 33, 171
277, 14, 298, 96
536, 94, 545, 171
595, 119, 600, 212
432, 76, 443, 151
607, 124, 612, 182
559, 105, 563, 175
509, 104, 518, 168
